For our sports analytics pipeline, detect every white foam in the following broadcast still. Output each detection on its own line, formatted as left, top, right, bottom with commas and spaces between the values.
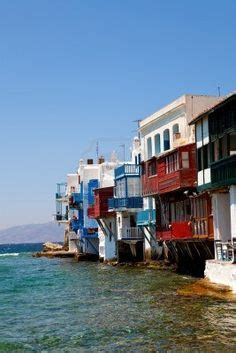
0, 253, 19, 257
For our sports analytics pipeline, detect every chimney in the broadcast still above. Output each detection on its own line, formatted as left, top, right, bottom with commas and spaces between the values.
98, 155, 105, 164
87, 159, 93, 165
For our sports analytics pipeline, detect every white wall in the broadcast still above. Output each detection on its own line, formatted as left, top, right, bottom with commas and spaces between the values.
212, 193, 231, 243
116, 212, 131, 240
230, 185, 236, 241
67, 174, 79, 194
98, 217, 117, 260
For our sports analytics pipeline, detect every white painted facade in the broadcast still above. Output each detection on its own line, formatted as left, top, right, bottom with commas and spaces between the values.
98, 216, 117, 261
212, 193, 231, 243
140, 94, 222, 162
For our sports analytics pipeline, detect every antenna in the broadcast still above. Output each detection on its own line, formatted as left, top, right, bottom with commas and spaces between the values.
96, 141, 99, 160
217, 86, 221, 97
133, 119, 142, 139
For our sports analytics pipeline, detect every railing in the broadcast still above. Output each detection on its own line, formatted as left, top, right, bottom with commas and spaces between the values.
137, 209, 156, 226
115, 164, 141, 179
211, 155, 236, 188
108, 197, 143, 210
121, 227, 144, 239
215, 240, 236, 263
54, 214, 68, 221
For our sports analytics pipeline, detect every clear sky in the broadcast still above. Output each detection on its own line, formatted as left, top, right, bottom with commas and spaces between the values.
0, 0, 235, 229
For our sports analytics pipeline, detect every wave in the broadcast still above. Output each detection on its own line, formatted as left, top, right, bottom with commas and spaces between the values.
0, 253, 19, 257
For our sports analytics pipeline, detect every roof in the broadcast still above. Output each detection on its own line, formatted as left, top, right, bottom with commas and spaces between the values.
189, 92, 236, 125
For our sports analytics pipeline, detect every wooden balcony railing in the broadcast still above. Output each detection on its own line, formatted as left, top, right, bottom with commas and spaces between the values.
120, 227, 144, 239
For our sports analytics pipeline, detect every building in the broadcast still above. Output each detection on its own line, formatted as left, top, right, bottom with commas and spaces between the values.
139, 94, 223, 274
107, 137, 144, 262
87, 156, 120, 261
191, 93, 236, 290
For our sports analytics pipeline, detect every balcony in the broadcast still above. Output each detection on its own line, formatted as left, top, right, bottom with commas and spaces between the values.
211, 155, 236, 189
142, 144, 196, 196
115, 164, 141, 179
56, 182, 67, 201
137, 209, 156, 226
88, 187, 114, 219
120, 227, 144, 240
54, 213, 68, 222
108, 196, 143, 210
158, 144, 196, 194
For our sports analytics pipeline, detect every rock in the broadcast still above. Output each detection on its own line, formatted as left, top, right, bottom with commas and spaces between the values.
43, 242, 64, 252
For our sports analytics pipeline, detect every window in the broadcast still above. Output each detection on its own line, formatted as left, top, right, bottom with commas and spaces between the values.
230, 133, 236, 156
163, 129, 170, 151
182, 152, 189, 169
127, 178, 141, 197
197, 148, 203, 171
154, 134, 161, 155
165, 152, 179, 174
203, 144, 210, 170
170, 199, 191, 222
138, 153, 141, 164
116, 179, 126, 198
147, 137, 152, 159
173, 124, 180, 140
148, 159, 157, 176
197, 144, 210, 171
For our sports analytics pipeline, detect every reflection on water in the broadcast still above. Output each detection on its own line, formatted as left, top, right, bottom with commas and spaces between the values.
0, 254, 236, 352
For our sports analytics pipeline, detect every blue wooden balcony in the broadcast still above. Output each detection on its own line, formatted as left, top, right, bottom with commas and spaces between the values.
115, 164, 141, 180
137, 209, 156, 226
108, 196, 143, 210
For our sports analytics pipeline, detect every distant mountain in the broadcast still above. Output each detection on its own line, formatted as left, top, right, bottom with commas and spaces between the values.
0, 222, 64, 244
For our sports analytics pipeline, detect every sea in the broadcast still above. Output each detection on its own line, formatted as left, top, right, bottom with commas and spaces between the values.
0, 243, 236, 353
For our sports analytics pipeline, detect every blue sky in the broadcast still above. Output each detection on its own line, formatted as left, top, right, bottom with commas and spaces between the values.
0, 0, 235, 229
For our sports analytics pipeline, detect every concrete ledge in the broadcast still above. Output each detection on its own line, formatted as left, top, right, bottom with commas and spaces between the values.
33, 251, 76, 258
204, 260, 236, 293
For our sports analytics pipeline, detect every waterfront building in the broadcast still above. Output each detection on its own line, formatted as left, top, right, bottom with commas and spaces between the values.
87, 156, 121, 261
139, 94, 222, 274
191, 93, 236, 291
107, 137, 144, 262
55, 159, 101, 257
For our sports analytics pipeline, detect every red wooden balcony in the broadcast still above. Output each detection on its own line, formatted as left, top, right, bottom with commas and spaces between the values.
88, 186, 114, 219
157, 222, 192, 241
141, 144, 197, 196
141, 157, 158, 196
158, 144, 196, 194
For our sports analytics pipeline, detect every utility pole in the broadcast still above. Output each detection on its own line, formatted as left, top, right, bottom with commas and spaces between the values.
96, 141, 99, 160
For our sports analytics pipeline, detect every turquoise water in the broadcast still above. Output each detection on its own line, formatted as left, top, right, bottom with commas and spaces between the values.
0, 244, 236, 352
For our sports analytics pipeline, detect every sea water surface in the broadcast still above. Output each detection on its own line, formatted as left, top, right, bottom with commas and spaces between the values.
0, 244, 236, 352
